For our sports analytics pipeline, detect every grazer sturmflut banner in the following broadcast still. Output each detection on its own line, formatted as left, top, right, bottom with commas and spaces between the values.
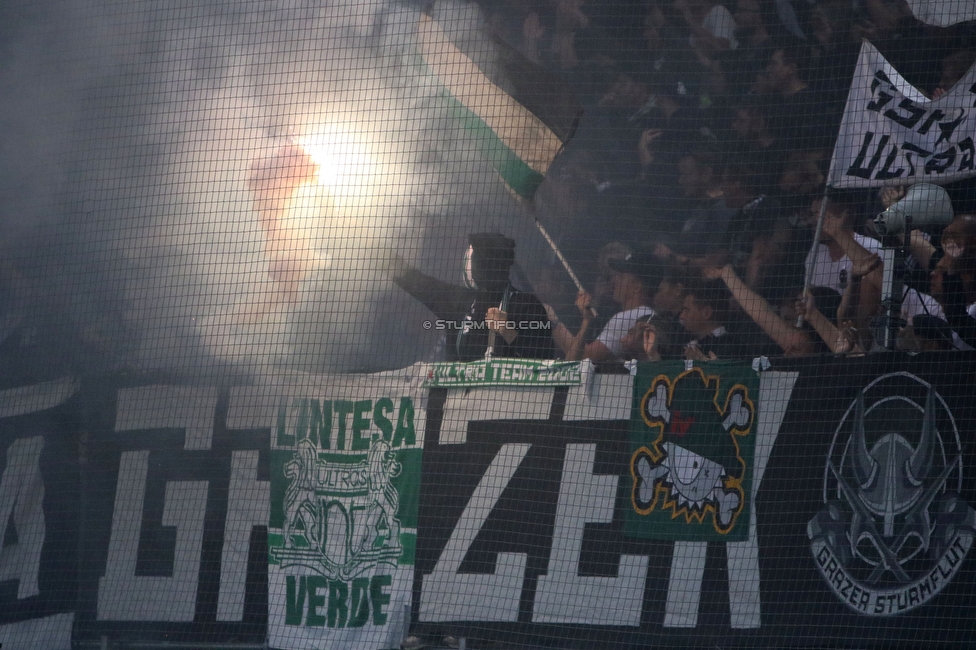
766, 357, 976, 639
4, 356, 976, 649
267, 371, 426, 650
412, 355, 976, 648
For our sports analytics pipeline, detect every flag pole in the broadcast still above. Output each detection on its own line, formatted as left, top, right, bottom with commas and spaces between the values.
532, 214, 585, 293
527, 208, 599, 320
797, 184, 831, 328
796, 40, 863, 327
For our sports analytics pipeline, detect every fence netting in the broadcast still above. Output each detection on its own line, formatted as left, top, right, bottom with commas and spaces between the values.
2, 0, 976, 648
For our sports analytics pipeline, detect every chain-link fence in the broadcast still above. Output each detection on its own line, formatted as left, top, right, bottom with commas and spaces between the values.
2, 0, 976, 648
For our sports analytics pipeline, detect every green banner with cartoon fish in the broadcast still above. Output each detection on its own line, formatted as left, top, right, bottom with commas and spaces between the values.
625, 361, 759, 542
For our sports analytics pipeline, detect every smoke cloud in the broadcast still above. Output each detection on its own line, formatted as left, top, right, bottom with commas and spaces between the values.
0, 0, 554, 378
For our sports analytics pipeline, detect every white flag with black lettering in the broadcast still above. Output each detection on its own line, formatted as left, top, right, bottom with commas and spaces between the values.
828, 41, 976, 188
906, 0, 976, 27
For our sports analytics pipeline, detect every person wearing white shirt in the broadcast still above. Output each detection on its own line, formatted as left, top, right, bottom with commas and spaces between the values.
805, 195, 951, 350
803, 196, 883, 295
805, 231, 883, 295
676, 0, 739, 54
801, 195, 887, 345
575, 252, 664, 362
901, 286, 944, 324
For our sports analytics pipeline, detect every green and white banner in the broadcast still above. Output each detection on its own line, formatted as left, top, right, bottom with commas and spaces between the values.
268, 373, 425, 650
424, 359, 585, 388
416, 12, 579, 200
626, 361, 759, 542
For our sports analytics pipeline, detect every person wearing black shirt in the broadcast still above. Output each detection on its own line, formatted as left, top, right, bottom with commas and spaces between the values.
389, 233, 554, 362
679, 279, 749, 359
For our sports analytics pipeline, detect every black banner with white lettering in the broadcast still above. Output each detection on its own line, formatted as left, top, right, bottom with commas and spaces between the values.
756, 355, 976, 641
4, 357, 976, 649
0, 378, 81, 650
73, 381, 270, 646
412, 354, 976, 648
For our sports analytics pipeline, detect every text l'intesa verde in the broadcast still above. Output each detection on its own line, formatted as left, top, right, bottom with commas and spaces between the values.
276, 397, 416, 450
285, 575, 392, 627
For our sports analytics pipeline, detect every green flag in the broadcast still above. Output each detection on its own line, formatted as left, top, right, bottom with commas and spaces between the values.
417, 14, 580, 200
268, 380, 425, 650
625, 361, 759, 542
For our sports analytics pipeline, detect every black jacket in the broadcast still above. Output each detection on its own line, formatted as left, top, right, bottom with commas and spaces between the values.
395, 268, 554, 362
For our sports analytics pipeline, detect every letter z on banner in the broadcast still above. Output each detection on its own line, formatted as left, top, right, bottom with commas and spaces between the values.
266, 372, 426, 650
414, 364, 796, 642
828, 41, 976, 188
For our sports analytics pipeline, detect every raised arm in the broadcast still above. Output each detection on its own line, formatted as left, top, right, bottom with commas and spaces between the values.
545, 304, 574, 358
796, 293, 842, 352
823, 218, 880, 275
381, 252, 471, 322
708, 265, 815, 356
565, 291, 595, 361
830, 225, 885, 330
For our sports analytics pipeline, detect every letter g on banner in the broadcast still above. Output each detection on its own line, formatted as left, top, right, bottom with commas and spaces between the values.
97, 386, 216, 622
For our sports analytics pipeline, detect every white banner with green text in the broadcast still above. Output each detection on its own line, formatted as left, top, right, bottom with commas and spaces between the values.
267, 371, 426, 650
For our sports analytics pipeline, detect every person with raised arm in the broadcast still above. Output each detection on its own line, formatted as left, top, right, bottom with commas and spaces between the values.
703, 264, 819, 357
386, 233, 554, 362
804, 195, 885, 331
574, 252, 663, 362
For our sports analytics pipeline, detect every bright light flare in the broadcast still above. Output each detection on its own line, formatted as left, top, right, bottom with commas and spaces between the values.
297, 125, 375, 199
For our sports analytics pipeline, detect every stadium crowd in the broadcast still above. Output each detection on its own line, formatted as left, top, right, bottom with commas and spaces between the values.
481, 0, 976, 362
